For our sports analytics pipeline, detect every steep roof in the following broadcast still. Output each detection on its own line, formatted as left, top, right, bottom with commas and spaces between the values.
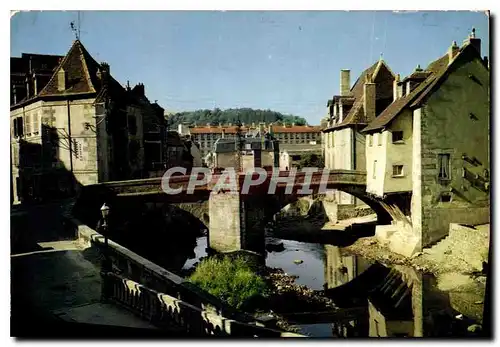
38, 40, 102, 96
362, 42, 484, 133
329, 59, 395, 130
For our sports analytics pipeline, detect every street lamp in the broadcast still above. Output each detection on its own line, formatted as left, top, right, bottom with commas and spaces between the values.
100, 202, 110, 272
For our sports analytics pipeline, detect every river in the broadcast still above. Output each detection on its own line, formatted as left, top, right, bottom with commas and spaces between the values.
179, 235, 419, 337
117, 212, 482, 338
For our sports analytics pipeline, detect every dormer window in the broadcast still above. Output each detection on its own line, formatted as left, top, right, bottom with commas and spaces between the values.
57, 68, 66, 92
392, 131, 404, 143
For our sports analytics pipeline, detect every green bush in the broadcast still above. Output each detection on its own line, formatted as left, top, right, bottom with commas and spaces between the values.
188, 256, 269, 310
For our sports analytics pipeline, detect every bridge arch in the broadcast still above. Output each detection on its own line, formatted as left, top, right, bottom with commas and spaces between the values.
253, 183, 394, 227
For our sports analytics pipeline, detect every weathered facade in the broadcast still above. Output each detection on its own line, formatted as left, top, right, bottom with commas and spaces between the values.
10, 40, 165, 204
363, 29, 490, 254
323, 60, 396, 205
278, 143, 322, 170
211, 132, 279, 172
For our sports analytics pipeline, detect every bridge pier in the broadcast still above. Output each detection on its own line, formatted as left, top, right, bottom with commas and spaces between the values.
208, 191, 266, 254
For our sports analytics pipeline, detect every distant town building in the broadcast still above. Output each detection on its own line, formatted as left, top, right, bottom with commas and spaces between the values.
322, 60, 396, 206
362, 29, 490, 248
10, 40, 166, 203
184, 123, 321, 163
210, 129, 279, 172
278, 143, 322, 171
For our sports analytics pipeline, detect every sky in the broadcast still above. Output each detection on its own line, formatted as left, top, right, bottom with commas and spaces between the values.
10, 10, 489, 125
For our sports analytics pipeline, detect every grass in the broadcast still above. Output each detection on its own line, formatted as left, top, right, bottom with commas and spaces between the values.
188, 255, 269, 310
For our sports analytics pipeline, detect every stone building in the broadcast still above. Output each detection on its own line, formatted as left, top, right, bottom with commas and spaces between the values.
165, 131, 194, 171
322, 60, 396, 206
278, 143, 322, 170
211, 130, 279, 172
362, 29, 490, 255
10, 40, 165, 203
186, 123, 321, 160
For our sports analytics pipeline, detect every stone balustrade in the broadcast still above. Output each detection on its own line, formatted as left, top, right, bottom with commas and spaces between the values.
74, 219, 271, 326
102, 272, 304, 337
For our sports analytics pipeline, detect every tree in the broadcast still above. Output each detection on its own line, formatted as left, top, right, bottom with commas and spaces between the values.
168, 108, 307, 128
297, 153, 324, 169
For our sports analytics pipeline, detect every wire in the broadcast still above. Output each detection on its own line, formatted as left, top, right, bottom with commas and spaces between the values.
382, 14, 388, 59
369, 12, 376, 65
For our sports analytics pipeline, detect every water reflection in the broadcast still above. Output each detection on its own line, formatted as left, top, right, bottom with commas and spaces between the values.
324, 244, 372, 289
161, 233, 484, 338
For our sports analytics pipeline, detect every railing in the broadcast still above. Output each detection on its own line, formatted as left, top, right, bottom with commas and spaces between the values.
102, 272, 304, 337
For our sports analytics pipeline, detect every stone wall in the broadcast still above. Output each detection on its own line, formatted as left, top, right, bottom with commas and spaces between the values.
73, 218, 261, 324
366, 130, 388, 197
208, 191, 243, 252
418, 55, 490, 246
384, 110, 413, 194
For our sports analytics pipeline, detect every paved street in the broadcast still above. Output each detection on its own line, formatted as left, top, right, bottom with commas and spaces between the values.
10, 201, 175, 338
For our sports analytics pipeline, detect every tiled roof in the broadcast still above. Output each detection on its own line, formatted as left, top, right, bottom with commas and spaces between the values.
38, 40, 128, 102
271, 125, 321, 133
362, 44, 480, 133
190, 126, 243, 134
38, 40, 101, 96
401, 70, 431, 82
190, 125, 321, 134
328, 59, 395, 130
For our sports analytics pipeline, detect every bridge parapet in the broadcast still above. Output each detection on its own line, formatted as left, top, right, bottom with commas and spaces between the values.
90, 169, 368, 197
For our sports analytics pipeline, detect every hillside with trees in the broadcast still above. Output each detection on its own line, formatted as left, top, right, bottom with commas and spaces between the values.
166, 108, 307, 128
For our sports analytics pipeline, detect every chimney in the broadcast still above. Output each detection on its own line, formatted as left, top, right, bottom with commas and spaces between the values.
57, 68, 66, 92
463, 27, 481, 56
99, 62, 110, 88
363, 73, 376, 122
340, 69, 351, 96
221, 128, 225, 139
259, 123, 265, 135
133, 83, 145, 97
393, 74, 401, 101
448, 41, 460, 65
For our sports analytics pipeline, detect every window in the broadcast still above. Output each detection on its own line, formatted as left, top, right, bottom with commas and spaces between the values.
128, 116, 137, 135
438, 154, 451, 180
373, 160, 377, 179
368, 135, 373, 147
440, 193, 452, 202
16, 117, 24, 137
392, 165, 404, 177
392, 131, 404, 143
32, 113, 39, 135
378, 133, 382, 146
26, 114, 32, 135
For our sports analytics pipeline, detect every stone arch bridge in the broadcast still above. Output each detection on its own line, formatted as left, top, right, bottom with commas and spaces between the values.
73, 170, 409, 254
